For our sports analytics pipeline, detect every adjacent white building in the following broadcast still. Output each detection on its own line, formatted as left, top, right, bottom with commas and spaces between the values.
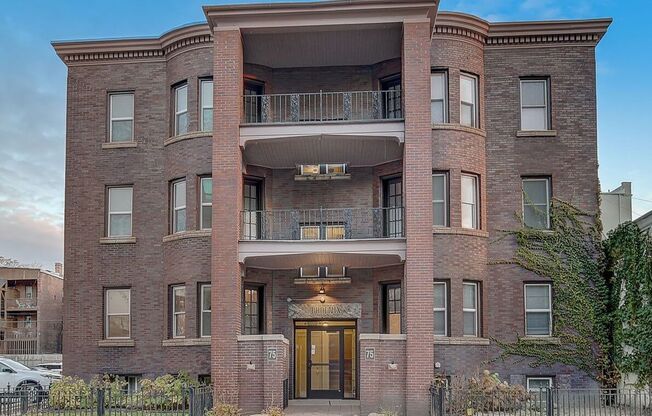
601, 182, 633, 238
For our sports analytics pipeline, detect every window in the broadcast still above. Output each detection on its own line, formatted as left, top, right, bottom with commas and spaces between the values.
174, 84, 188, 135
243, 285, 263, 335
297, 163, 347, 176
200, 177, 212, 230
171, 286, 186, 338
381, 75, 402, 119
433, 282, 448, 336
242, 179, 262, 240
200, 284, 211, 337
122, 375, 141, 394
525, 284, 552, 336
200, 79, 213, 132
108, 187, 133, 237
460, 73, 478, 127
383, 283, 401, 334
522, 177, 551, 229
520, 79, 550, 131
171, 180, 186, 234
25, 316, 32, 329
526, 377, 553, 391
432, 172, 448, 227
109, 93, 134, 142
25, 286, 33, 299
198, 375, 212, 386
105, 288, 130, 339
461, 174, 479, 229
383, 176, 403, 237
431, 72, 448, 123
463, 282, 479, 336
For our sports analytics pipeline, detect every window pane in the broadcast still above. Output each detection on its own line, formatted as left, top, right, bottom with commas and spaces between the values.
521, 81, 546, 106
175, 208, 186, 232
174, 181, 186, 208
524, 205, 548, 229
522, 107, 547, 130
301, 226, 320, 240
463, 284, 476, 309
175, 314, 186, 337
523, 180, 548, 205
176, 85, 187, 112
202, 311, 211, 337
432, 175, 445, 201
201, 178, 212, 204
526, 285, 550, 309
201, 81, 213, 108
431, 73, 445, 100
461, 204, 475, 229
526, 312, 551, 335
326, 226, 345, 240
433, 202, 446, 227
202, 286, 211, 310
460, 76, 475, 104
434, 311, 446, 336
107, 290, 130, 314
461, 176, 476, 204
528, 378, 552, 390
111, 94, 134, 119
201, 206, 212, 229
202, 109, 213, 131
460, 103, 473, 126
109, 188, 132, 212
434, 284, 446, 309
108, 315, 130, 338
388, 314, 401, 334
176, 112, 188, 135
111, 120, 133, 142
463, 311, 477, 336
109, 213, 132, 237
431, 101, 444, 124
174, 287, 186, 312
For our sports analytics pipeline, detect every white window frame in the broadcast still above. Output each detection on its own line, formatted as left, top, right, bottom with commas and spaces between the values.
463, 282, 479, 337
520, 79, 550, 131
107, 186, 133, 238
109, 92, 134, 142
461, 174, 479, 229
431, 71, 448, 124
105, 288, 131, 340
325, 225, 346, 240
433, 281, 448, 336
526, 377, 553, 391
460, 73, 478, 128
299, 266, 320, 278
522, 178, 551, 229
200, 177, 212, 230
200, 284, 211, 338
200, 79, 213, 132
172, 180, 186, 234
172, 285, 186, 338
524, 283, 553, 337
174, 84, 188, 135
432, 172, 448, 227
325, 266, 346, 277
25, 286, 33, 299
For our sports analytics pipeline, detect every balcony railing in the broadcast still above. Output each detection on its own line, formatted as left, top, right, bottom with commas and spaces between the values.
5, 297, 37, 310
0, 320, 63, 355
240, 207, 404, 240
242, 90, 403, 124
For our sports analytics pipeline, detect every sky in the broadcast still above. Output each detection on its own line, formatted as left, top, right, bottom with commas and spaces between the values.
0, 0, 651, 268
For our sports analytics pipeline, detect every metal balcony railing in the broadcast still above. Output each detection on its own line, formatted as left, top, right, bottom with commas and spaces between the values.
0, 320, 63, 354
242, 90, 403, 124
240, 207, 404, 240
5, 297, 37, 310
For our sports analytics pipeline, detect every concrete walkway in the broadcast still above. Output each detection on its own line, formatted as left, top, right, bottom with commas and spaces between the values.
285, 400, 362, 416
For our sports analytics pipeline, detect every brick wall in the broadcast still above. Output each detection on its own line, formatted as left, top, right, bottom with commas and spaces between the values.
359, 336, 407, 415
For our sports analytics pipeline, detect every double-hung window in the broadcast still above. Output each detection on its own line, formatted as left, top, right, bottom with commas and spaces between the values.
520, 79, 550, 131
463, 282, 479, 336
171, 180, 186, 233
108, 187, 133, 237
433, 281, 448, 336
200, 79, 213, 132
172, 285, 186, 338
524, 284, 552, 336
174, 84, 188, 135
432, 172, 448, 227
200, 284, 211, 337
522, 177, 551, 229
109, 93, 134, 142
105, 288, 131, 339
200, 177, 212, 230
431, 72, 448, 124
460, 73, 478, 127
461, 174, 479, 229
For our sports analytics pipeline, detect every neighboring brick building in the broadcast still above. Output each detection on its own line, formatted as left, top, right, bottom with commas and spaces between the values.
52, 1, 610, 414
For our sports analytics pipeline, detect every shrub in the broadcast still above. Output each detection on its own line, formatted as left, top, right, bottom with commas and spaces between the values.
206, 402, 242, 416
48, 376, 93, 410
261, 404, 285, 416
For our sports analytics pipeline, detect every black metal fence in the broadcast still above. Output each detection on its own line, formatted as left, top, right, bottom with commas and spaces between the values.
0, 385, 213, 416
430, 386, 652, 416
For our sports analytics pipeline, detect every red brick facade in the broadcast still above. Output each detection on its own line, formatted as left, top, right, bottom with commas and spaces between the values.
53, 2, 610, 415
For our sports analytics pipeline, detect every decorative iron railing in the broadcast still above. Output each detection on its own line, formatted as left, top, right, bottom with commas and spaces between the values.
242, 90, 403, 124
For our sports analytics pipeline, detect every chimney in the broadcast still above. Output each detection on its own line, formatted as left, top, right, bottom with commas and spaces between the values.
54, 262, 63, 276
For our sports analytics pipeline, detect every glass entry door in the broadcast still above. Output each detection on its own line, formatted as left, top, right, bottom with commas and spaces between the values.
309, 329, 341, 398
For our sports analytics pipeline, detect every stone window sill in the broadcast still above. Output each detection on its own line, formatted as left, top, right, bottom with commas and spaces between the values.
98, 339, 135, 347
434, 336, 491, 345
359, 333, 407, 341
101, 141, 137, 149
164, 131, 211, 146
432, 123, 486, 138
521, 336, 561, 344
162, 338, 211, 347
163, 230, 211, 242
516, 130, 557, 138
237, 334, 289, 345
99, 237, 136, 244
432, 227, 489, 238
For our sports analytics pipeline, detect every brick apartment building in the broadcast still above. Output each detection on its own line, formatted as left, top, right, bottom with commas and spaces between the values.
53, 0, 610, 413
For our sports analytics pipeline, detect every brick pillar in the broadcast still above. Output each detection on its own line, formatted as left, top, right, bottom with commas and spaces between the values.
212, 27, 244, 404
402, 19, 434, 415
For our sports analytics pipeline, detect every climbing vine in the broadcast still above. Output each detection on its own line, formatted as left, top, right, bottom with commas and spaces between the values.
491, 199, 618, 386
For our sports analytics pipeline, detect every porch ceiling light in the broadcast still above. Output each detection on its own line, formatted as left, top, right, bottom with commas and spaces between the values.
318, 284, 326, 295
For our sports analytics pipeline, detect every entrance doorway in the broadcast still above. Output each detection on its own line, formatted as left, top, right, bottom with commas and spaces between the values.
294, 321, 357, 399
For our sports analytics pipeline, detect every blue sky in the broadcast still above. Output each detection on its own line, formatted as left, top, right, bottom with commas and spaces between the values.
1, 0, 650, 267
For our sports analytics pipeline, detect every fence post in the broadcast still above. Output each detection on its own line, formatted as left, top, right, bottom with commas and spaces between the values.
188, 387, 196, 416
546, 388, 554, 416
20, 390, 28, 414
96, 388, 105, 416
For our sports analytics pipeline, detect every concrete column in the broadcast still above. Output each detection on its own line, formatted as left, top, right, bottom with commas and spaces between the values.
402, 19, 435, 415
212, 27, 244, 403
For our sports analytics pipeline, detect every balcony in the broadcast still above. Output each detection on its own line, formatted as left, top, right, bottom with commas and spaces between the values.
5, 297, 37, 311
238, 207, 406, 269
0, 320, 63, 354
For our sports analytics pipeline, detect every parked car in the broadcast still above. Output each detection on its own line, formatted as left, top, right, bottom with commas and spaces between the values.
0, 358, 60, 391
32, 362, 62, 375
